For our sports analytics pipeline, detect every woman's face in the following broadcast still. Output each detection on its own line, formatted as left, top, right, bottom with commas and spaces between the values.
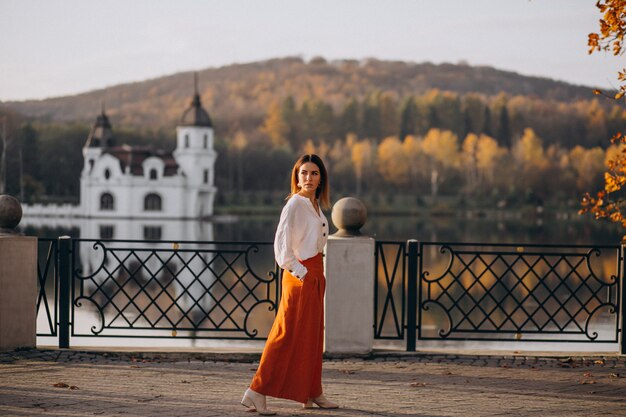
298, 161, 321, 197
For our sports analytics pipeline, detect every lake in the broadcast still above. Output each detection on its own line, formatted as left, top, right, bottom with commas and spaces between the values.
22, 210, 624, 352
19, 209, 625, 245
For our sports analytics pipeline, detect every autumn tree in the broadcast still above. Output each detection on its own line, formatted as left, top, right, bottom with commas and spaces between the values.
569, 145, 605, 192
475, 134, 507, 188
421, 128, 460, 197
513, 128, 549, 194
461, 133, 480, 193
402, 134, 427, 193
376, 136, 409, 187
351, 137, 372, 195
580, 0, 626, 234
261, 101, 289, 148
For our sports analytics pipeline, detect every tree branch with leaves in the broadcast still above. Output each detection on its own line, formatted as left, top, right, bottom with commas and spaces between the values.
580, 1, 626, 238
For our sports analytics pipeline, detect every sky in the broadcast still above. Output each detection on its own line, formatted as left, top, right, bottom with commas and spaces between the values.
0, 0, 623, 102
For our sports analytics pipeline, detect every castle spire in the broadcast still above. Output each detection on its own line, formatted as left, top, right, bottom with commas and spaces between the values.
180, 72, 213, 127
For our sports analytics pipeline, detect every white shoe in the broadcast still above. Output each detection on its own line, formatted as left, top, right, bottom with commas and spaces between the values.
241, 388, 276, 415
302, 393, 339, 409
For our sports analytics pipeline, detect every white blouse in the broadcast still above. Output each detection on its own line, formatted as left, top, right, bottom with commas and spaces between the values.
274, 194, 329, 280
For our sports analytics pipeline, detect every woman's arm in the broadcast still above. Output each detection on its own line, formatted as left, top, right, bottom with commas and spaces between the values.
274, 201, 308, 280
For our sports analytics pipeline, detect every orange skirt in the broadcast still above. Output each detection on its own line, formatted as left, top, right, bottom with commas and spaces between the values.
249, 253, 325, 403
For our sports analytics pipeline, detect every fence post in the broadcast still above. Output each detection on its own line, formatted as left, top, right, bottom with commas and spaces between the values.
58, 236, 71, 349
621, 245, 626, 356
406, 239, 418, 352
324, 197, 375, 355
0, 195, 37, 351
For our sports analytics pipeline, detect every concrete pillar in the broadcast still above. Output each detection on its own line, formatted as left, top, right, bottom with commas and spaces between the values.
0, 195, 37, 351
324, 197, 374, 355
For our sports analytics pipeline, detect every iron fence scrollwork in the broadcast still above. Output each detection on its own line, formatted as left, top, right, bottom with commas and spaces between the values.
375, 241, 623, 350
40, 238, 280, 347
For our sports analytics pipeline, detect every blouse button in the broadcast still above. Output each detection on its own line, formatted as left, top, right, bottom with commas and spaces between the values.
323, 223, 326, 227
323, 233, 326, 236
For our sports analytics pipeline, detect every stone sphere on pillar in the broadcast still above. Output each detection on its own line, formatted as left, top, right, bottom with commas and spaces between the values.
331, 197, 367, 237
0, 195, 22, 233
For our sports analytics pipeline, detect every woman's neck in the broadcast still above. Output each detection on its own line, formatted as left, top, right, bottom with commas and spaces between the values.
297, 191, 317, 208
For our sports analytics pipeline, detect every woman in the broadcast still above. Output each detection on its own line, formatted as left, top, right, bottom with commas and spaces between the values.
241, 154, 339, 415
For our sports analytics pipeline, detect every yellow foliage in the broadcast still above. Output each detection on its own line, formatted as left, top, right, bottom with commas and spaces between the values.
376, 136, 409, 185
422, 128, 460, 168
569, 145, 605, 190
351, 139, 372, 179
261, 101, 288, 147
513, 128, 548, 170
476, 134, 504, 167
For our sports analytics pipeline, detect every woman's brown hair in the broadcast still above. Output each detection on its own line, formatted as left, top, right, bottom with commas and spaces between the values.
288, 154, 330, 209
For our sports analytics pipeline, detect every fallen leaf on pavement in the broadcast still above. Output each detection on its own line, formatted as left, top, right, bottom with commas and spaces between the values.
53, 382, 69, 388
409, 382, 426, 387
579, 380, 597, 385
583, 372, 593, 378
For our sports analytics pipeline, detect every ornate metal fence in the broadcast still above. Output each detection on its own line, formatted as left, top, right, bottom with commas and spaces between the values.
38, 237, 624, 351
375, 240, 623, 351
38, 238, 280, 347
36, 238, 57, 337
374, 241, 406, 340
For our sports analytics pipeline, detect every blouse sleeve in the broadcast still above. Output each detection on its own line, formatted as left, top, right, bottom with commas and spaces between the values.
274, 200, 308, 280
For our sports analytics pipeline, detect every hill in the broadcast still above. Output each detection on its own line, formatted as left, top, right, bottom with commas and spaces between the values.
1, 56, 602, 136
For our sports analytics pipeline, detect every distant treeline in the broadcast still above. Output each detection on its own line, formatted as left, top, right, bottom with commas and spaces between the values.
1, 57, 624, 207
253, 89, 622, 151
0, 100, 618, 209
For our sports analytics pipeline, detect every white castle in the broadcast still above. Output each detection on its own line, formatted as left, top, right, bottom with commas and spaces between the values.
23, 78, 218, 224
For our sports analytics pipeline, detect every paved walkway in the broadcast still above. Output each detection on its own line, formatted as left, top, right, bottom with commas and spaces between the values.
1, 349, 626, 417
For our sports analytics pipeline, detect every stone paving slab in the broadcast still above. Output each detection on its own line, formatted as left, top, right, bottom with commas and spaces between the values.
1, 349, 625, 416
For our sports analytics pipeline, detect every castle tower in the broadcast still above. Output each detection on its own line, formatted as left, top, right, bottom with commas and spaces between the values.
82, 104, 115, 176
173, 73, 217, 218
81, 106, 116, 216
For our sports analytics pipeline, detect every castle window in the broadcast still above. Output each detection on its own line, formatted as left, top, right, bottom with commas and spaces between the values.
149, 169, 158, 180
144, 193, 162, 211
203, 169, 209, 184
104, 168, 111, 180
99, 225, 114, 239
185, 134, 190, 148
100, 193, 115, 211
203, 134, 208, 149
143, 226, 162, 240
